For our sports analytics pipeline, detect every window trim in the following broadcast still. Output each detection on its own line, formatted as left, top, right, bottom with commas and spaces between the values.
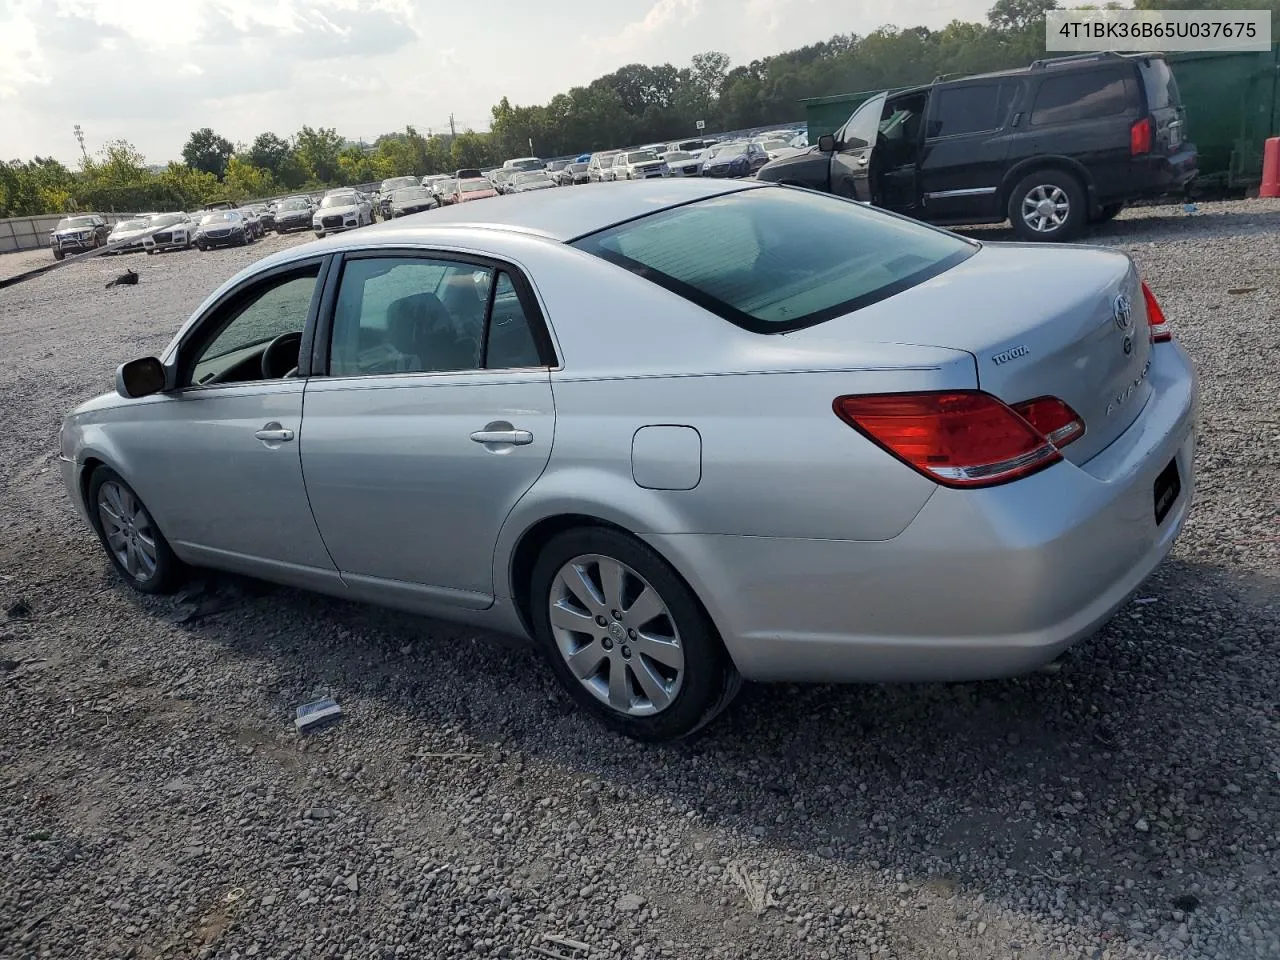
1028, 67, 1135, 128
571, 188, 979, 336
174, 255, 332, 391
311, 248, 559, 380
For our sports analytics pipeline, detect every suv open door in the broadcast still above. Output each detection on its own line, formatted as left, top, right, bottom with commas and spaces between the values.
823, 91, 887, 201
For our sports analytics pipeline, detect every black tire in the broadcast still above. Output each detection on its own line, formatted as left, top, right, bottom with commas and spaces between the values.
1007, 169, 1086, 242
197, 243, 207, 252
86, 467, 185, 595
1094, 202, 1124, 223
528, 526, 741, 741
53, 248, 65, 261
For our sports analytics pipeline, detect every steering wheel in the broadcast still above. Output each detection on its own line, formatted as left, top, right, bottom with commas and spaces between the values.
261, 331, 304, 379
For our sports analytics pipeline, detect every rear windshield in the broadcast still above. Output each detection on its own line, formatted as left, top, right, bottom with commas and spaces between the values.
1138, 56, 1180, 111
571, 186, 975, 333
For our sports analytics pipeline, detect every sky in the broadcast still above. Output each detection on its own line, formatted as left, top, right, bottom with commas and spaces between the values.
0, 0, 994, 166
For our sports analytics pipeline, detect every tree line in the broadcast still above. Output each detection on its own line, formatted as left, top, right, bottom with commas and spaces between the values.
5, 0, 1272, 218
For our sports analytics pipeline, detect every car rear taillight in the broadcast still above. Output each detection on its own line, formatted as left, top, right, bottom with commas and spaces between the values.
1010, 396, 1085, 448
833, 391, 1063, 489
1141, 280, 1172, 343
1130, 117, 1152, 156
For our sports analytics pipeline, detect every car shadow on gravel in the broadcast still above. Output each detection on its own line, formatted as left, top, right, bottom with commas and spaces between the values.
955, 205, 1280, 246
153, 550, 1279, 938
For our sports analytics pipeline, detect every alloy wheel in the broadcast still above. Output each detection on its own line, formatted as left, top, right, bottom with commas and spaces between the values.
1021, 184, 1070, 233
96, 479, 159, 583
547, 554, 685, 716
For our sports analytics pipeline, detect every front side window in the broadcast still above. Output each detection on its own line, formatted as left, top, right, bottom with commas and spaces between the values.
572, 187, 975, 333
189, 267, 320, 386
327, 257, 545, 377
1030, 70, 1130, 125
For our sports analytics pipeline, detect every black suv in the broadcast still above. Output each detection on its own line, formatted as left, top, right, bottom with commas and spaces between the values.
756, 52, 1195, 241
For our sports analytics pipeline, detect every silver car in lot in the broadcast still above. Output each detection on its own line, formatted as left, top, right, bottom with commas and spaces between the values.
59, 181, 1198, 741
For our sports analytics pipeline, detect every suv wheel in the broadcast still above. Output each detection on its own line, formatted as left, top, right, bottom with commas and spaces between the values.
529, 527, 742, 741
1009, 171, 1085, 242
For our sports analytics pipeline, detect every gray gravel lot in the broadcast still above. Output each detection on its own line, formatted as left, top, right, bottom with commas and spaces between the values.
1, 200, 1278, 960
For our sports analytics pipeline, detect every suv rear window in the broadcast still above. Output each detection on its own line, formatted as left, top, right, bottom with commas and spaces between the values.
1138, 57, 1180, 111
1030, 69, 1131, 125
571, 187, 976, 334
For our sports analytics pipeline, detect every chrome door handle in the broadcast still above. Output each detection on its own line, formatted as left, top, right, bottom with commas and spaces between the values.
255, 425, 295, 442
470, 429, 533, 445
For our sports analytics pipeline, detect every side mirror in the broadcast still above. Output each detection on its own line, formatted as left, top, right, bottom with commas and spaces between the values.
115, 357, 167, 399
817, 134, 836, 153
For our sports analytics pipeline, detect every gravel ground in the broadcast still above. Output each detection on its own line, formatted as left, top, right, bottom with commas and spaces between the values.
1, 200, 1278, 960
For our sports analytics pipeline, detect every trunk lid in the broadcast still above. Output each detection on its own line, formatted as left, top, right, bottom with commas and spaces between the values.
786, 242, 1153, 465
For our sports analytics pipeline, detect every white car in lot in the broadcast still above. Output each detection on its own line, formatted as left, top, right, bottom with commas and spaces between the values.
661, 150, 703, 177
313, 191, 372, 237
145, 212, 196, 253
105, 218, 155, 254
614, 149, 671, 180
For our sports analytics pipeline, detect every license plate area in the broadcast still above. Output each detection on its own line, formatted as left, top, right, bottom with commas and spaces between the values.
1154, 457, 1181, 525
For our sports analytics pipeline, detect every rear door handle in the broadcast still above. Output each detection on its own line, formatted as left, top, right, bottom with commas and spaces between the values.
470, 429, 533, 445
255, 424, 295, 442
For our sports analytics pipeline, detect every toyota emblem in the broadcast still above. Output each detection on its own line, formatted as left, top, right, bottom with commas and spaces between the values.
1113, 294, 1133, 331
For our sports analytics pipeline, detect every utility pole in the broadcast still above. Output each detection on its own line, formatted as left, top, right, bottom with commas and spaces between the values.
73, 124, 87, 163
448, 113, 456, 137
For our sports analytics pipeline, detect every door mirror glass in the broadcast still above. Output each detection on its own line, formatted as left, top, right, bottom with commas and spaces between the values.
116, 357, 167, 398
817, 134, 836, 152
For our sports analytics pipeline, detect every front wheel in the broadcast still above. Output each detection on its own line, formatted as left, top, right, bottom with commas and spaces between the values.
1008, 170, 1086, 242
87, 467, 185, 594
529, 527, 741, 741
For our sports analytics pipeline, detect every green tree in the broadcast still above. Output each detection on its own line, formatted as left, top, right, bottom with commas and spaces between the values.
293, 126, 345, 183
157, 162, 222, 209
246, 132, 293, 178
450, 131, 497, 169
223, 156, 277, 201
181, 127, 235, 179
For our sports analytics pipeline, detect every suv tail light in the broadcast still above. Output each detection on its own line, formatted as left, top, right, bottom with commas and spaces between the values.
1141, 280, 1172, 342
833, 391, 1065, 489
1010, 396, 1085, 447
1130, 117, 1152, 156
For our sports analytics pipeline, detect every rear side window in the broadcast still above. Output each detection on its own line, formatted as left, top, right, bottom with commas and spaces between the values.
571, 187, 976, 334
1138, 57, 1180, 111
930, 83, 1010, 137
1030, 69, 1131, 125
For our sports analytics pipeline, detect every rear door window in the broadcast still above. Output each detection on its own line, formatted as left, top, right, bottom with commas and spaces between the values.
1030, 69, 1131, 125
929, 83, 1008, 138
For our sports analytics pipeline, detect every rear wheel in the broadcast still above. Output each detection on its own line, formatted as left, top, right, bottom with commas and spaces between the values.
53, 248, 65, 261
87, 467, 184, 594
1008, 170, 1086, 242
529, 527, 741, 741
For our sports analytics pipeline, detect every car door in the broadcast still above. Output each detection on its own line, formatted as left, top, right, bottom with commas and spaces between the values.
135, 257, 340, 586
300, 251, 557, 611
917, 79, 1021, 223
829, 92, 888, 201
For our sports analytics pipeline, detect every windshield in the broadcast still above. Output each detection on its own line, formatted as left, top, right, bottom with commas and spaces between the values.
114, 219, 149, 231
547, 160, 568, 171
200, 212, 238, 224
381, 177, 418, 192
663, 151, 692, 161
151, 213, 184, 226
761, 140, 789, 151
461, 180, 493, 193
568, 163, 588, 173
572, 187, 975, 334
279, 199, 309, 211
505, 158, 543, 171
593, 153, 619, 166
56, 217, 96, 230
320, 193, 356, 208
393, 187, 431, 201
625, 150, 660, 164
714, 143, 748, 158
514, 172, 549, 183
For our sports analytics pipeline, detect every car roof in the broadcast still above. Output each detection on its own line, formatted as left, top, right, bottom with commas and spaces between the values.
362, 179, 761, 242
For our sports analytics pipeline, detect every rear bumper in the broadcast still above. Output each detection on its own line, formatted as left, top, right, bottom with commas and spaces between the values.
1128, 146, 1198, 198
646, 342, 1199, 684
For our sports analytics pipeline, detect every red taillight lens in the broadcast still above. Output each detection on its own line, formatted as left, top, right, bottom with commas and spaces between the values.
833, 391, 1062, 489
1130, 117, 1152, 156
1141, 280, 1172, 343
1010, 396, 1085, 448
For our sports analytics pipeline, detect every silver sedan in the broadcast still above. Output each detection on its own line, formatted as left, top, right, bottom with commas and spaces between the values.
59, 180, 1198, 741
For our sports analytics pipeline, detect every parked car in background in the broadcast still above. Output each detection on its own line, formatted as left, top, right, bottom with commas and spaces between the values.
756, 138, 799, 160
273, 196, 314, 234
252, 204, 276, 232
202, 199, 236, 211
588, 151, 621, 182
377, 176, 421, 219
701, 141, 770, 178
389, 186, 440, 217
615, 149, 671, 180
69, 180, 1197, 741
105, 218, 155, 254
660, 150, 702, 177
790, 132, 809, 148
667, 138, 713, 153
755, 51, 1197, 242
433, 178, 458, 204
455, 168, 485, 182
422, 174, 452, 196
314, 191, 373, 237
545, 159, 570, 180
503, 157, 544, 172
237, 208, 264, 239
508, 170, 558, 193
49, 214, 109, 259
145, 212, 196, 253
556, 162, 590, 186
489, 170, 517, 194
194, 210, 251, 250
450, 178, 499, 203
